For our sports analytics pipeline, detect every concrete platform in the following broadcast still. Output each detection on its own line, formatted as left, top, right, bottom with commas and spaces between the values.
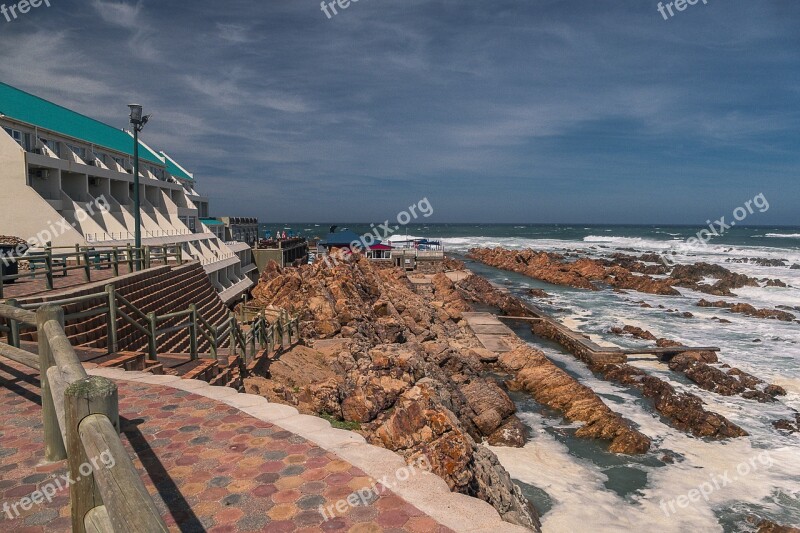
462, 313, 515, 354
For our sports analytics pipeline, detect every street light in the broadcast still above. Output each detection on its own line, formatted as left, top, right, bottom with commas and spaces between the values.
128, 104, 150, 270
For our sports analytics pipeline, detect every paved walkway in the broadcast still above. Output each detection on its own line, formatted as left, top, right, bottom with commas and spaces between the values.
461, 312, 514, 353
0, 360, 454, 532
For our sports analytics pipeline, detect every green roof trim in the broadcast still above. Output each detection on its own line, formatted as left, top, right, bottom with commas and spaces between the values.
160, 151, 194, 181
0, 82, 163, 164
199, 218, 224, 226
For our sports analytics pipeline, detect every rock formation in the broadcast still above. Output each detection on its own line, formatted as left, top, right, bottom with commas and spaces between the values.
453, 277, 748, 440
468, 248, 680, 295
697, 299, 796, 321
248, 257, 540, 530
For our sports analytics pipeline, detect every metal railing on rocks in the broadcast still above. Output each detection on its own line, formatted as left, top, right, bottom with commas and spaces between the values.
0, 242, 186, 298
0, 302, 168, 533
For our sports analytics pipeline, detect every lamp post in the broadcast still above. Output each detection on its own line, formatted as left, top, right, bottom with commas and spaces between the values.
128, 104, 150, 271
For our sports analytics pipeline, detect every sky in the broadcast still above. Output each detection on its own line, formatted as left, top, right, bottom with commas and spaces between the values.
0, 0, 798, 225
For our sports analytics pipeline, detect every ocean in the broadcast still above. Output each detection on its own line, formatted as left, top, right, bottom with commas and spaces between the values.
264, 223, 800, 532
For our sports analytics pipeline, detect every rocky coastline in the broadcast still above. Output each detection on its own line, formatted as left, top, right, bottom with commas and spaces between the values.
246, 257, 541, 530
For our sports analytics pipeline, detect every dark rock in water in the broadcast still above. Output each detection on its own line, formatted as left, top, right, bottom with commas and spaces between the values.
609, 325, 657, 341
526, 288, 551, 298
752, 516, 800, 533
670, 262, 759, 296
771, 413, 800, 434
711, 316, 732, 324
682, 312, 694, 318
763, 278, 787, 288
753, 339, 762, 343
791, 264, 800, 270
764, 384, 787, 397
697, 299, 796, 321
727, 257, 787, 267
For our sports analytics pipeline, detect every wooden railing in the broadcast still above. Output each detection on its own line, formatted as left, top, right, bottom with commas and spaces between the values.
0, 242, 185, 298
0, 302, 167, 532
5, 284, 300, 365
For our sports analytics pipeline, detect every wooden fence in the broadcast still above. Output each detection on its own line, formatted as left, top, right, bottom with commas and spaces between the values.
0, 302, 167, 532
0, 242, 185, 298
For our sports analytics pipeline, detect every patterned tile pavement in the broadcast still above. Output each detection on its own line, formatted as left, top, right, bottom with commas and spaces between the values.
0, 359, 455, 532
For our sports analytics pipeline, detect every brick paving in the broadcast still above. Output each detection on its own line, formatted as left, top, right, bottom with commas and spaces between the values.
0, 359, 454, 532
1, 264, 133, 300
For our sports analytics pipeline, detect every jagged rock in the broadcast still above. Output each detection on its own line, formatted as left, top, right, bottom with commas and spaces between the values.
697, 299, 796, 321
754, 518, 800, 533
468, 247, 679, 295
670, 262, 760, 296
599, 364, 748, 439
791, 264, 800, 270
369, 380, 539, 529
610, 325, 657, 341
487, 417, 527, 447
526, 288, 551, 298
248, 257, 540, 530
459, 378, 517, 437
499, 343, 651, 454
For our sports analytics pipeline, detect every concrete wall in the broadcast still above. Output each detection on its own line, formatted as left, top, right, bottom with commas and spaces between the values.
0, 133, 87, 248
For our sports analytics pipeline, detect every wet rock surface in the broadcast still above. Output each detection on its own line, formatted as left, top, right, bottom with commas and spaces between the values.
697, 299, 797, 321
498, 342, 651, 454
468, 247, 680, 295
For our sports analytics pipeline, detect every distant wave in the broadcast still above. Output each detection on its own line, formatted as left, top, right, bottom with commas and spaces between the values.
583, 235, 658, 246
765, 233, 800, 238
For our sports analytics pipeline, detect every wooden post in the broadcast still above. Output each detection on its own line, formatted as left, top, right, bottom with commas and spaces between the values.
147, 312, 157, 360
0, 258, 5, 299
7, 299, 20, 348
211, 325, 219, 362
37, 305, 67, 461
82, 249, 91, 282
189, 304, 198, 361
126, 244, 134, 272
105, 285, 118, 354
65, 376, 119, 532
229, 312, 237, 356
111, 247, 119, 277
143, 247, 151, 269
258, 315, 266, 350
176, 244, 183, 264
248, 328, 256, 363
44, 242, 54, 290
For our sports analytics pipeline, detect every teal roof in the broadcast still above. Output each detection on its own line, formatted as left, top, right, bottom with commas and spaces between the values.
160, 152, 194, 181
199, 218, 224, 226
0, 82, 163, 164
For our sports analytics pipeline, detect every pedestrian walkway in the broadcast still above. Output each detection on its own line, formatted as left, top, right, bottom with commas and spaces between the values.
0, 359, 529, 532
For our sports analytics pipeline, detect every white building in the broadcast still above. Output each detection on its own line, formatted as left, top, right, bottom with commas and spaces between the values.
0, 82, 255, 304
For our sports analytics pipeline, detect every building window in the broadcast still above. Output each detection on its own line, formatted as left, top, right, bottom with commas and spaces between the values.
3, 127, 24, 148
39, 138, 60, 157
67, 144, 87, 160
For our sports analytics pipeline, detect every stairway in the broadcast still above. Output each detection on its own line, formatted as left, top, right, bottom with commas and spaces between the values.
12, 263, 242, 388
